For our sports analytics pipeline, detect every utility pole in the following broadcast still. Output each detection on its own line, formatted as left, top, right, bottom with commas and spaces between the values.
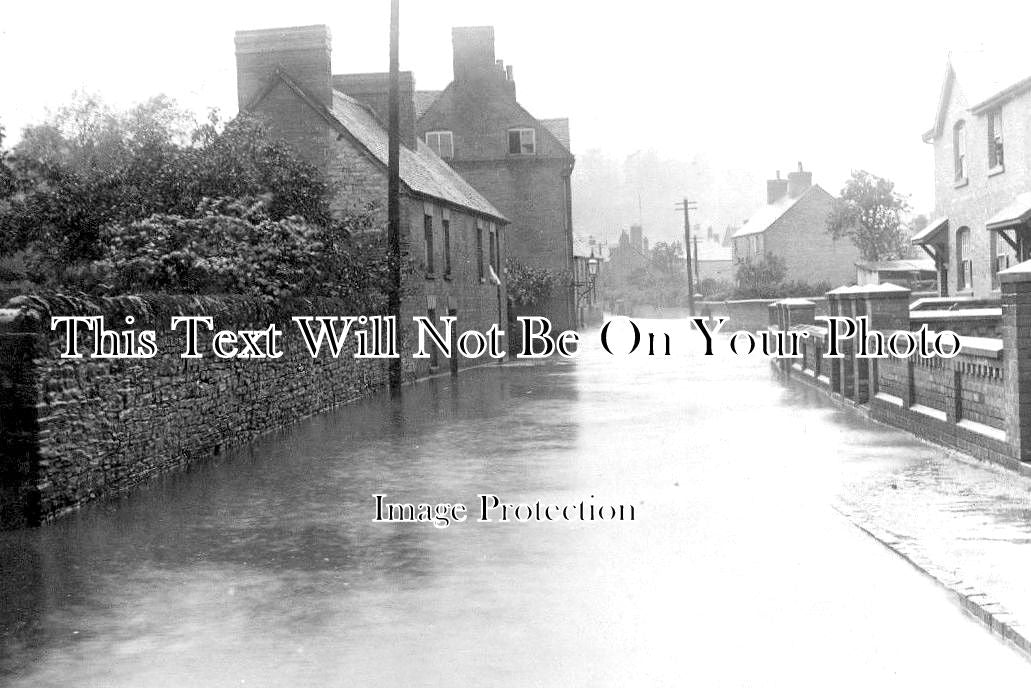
387, 0, 402, 393
675, 198, 698, 316
693, 234, 700, 281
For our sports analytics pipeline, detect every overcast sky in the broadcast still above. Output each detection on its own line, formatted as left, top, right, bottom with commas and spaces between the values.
3, 0, 1031, 236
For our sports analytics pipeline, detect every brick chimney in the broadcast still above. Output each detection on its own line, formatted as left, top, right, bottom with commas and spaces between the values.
453, 27, 495, 83
333, 72, 417, 149
787, 162, 813, 197
452, 26, 515, 95
767, 170, 788, 204
235, 25, 333, 112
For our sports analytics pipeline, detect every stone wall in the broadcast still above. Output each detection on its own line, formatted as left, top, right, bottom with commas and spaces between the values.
0, 294, 407, 529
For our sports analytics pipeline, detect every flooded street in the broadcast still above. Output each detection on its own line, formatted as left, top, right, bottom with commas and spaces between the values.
3, 318, 1031, 686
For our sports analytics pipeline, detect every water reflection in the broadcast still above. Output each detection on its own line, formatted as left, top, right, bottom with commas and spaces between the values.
2, 321, 1030, 686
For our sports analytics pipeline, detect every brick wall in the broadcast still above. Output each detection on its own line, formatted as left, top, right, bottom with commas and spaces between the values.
929, 70, 1031, 298
417, 74, 576, 331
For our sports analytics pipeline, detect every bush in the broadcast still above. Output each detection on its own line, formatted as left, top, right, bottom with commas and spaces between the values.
79, 197, 395, 311
506, 258, 555, 308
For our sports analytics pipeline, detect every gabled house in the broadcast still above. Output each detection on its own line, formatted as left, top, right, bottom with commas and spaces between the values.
235, 25, 508, 376
732, 165, 857, 286
415, 27, 577, 331
916, 51, 1031, 298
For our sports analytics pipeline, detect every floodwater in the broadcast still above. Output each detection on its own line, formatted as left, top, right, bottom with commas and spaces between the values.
2, 318, 1030, 686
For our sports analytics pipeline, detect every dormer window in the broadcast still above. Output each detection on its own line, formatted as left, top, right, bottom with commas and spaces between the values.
953, 120, 967, 181
988, 109, 1004, 171
508, 128, 536, 155
425, 131, 454, 159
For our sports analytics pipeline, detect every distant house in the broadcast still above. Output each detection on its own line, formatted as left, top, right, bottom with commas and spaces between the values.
694, 239, 733, 282
732, 165, 858, 286
915, 50, 1031, 298
235, 25, 508, 376
416, 27, 577, 331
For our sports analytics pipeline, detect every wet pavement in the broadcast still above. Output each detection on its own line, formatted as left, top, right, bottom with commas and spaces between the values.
2, 318, 1031, 686
836, 441, 1031, 649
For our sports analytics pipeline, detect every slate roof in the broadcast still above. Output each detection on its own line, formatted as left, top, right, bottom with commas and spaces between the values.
732, 187, 818, 238
911, 216, 948, 244
986, 192, 1031, 231
540, 118, 571, 151
329, 91, 506, 222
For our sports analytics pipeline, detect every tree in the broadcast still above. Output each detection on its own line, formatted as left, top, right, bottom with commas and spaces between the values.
1, 93, 337, 276
827, 170, 910, 262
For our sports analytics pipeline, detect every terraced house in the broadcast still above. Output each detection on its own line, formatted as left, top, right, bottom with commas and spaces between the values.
235, 25, 508, 376
415, 26, 577, 331
915, 51, 1031, 298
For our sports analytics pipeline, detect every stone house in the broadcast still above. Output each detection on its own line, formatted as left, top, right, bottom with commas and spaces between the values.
235, 25, 509, 376
915, 52, 1031, 298
414, 26, 577, 332
732, 165, 858, 286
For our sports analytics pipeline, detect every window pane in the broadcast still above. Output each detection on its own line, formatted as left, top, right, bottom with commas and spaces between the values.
508, 130, 521, 154
441, 132, 453, 159
424, 215, 434, 274
442, 220, 451, 274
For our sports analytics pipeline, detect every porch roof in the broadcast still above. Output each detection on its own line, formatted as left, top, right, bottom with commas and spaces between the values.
911, 216, 948, 244
986, 192, 1031, 232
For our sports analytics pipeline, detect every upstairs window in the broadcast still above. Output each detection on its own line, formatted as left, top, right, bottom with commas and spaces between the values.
425, 131, 454, 159
956, 226, 971, 291
953, 120, 967, 181
424, 214, 435, 275
508, 128, 536, 155
988, 109, 1004, 170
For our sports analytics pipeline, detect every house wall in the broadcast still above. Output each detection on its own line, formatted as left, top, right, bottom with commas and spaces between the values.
764, 189, 858, 286
697, 259, 734, 282
402, 197, 508, 377
417, 70, 576, 331
931, 73, 1031, 297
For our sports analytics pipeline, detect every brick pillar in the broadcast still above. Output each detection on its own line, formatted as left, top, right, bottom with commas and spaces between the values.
1000, 264, 1031, 462
825, 291, 842, 395
783, 299, 816, 328
862, 284, 912, 404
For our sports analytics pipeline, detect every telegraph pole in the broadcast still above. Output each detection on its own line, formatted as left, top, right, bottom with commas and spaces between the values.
675, 198, 698, 316
387, 0, 402, 393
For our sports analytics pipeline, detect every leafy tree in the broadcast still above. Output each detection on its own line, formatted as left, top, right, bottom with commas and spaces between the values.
2, 93, 334, 266
827, 170, 910, 261
505, 258, 555, 308
650, 241, 685, 280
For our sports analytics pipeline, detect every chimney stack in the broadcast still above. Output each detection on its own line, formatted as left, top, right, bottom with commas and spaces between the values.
767, 170, 788, 204
453, 27, 497, 83
787, 162, 813, 197
235, 25, 333, 112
